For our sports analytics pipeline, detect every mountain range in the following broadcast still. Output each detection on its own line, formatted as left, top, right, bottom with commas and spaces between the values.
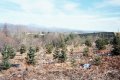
0, 23, 104, 33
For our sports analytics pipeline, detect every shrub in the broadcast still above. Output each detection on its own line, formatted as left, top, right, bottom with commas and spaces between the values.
9, 47, 16, 59
103, 38, 109, 45
95, 39, 106, 50
45, 43, 54, 54
59, 40, 66, 49
1, 46, 10, 59
1, 45, 15, 69
83, 47, 89, 56
69, 33, 74, 40
92, 56, 101, 66
71, 58, 76, 67
2, 60, 11, 69
112, 33, 120, 55
85, 40, 92, 47
1, 45, 16, 59
53, 48, 59, 59
20, 44, 26, 54
53, 49, 67, 63
27, 47, 36, 65
64, 33, 74, 43
58, 50, 67, 63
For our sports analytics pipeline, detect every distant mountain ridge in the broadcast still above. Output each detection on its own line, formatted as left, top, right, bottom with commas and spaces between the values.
0, 23, 104, 33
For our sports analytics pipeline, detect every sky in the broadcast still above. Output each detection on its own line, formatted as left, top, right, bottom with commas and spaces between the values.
0, 0, 120, 32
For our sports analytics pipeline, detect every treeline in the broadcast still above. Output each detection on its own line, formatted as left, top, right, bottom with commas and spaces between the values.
79, 32, 115, 39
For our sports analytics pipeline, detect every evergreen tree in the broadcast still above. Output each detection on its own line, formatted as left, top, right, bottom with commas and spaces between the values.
45, 43, 53, 54
53, 48, 59, 59
103, 38, 109, 45
58, 50, 67, 63
112, 33, 120, 55
8, 47, 16, 59
27, 47, 36, 65
83, 47, 89, 56
85, 40, 92, 47
2, 60, 11, 70
1, 45, 15, 69
95, 39, 106, 50
53, 49, 67, 63
93, 56, 101, 66
20, 44, 26, 54
1, 46, 10, 60
57, 39, 66, 49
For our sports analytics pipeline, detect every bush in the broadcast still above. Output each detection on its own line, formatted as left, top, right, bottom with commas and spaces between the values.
83, 47, 89, 56
27, 47, 36, 65
64, 33, 74, 43
2, 60, 11, 69
20, 44, 26, 54
85, 40, 92, 47
45, 43, 54, 54
71, 58, 76, 67
1, 46, 9, 59
95, 39, 106, 50
8, 47, 16, 59
92, 56, 101, 66
1, 45, 16, 59
53, 49, 67, 63
53, 48, 59, 59
112, 33, 120, 55
58, 50, 67, 63
58, 40, 66, 49
1, 45, 15, 69
103, 38, 109, 45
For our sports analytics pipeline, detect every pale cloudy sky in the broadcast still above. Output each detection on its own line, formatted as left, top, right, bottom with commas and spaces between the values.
0, 0, 120, 31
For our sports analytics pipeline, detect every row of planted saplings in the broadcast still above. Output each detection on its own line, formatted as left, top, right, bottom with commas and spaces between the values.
0, 44, 39, 70
0, 44, 67, 70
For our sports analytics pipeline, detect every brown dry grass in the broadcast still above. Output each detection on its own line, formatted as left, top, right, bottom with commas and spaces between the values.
0, 47, 120, 80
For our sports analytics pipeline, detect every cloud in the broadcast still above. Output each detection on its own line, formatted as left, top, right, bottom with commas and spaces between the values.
63, 2, 79, 12
93, 0, 120, 9
7, 0, 80, 15
108, 0, 120, 5
1, 8, 119, 32
8, 0, 55, 14
0, 0, 120, 31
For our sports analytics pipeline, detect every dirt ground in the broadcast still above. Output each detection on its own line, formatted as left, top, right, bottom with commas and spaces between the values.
0, 47, 120, 80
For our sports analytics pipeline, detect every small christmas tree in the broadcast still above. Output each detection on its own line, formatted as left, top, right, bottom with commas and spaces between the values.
1, 46, 10, 59
27, 47, 36, 65
83, 47, 89, 56
112, 33, 120, 55
1, 45, 16, 69
53, 48, 67, 63
2, 60, 11, 69
45, 44, 53, 54
53, 48, 59, 59
8, 47, 16, 59
20, 44, 26, 54
85, 40, 92, 47
58, 50, 67, 63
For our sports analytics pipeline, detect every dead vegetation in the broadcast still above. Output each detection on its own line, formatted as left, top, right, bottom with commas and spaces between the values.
0, 48, 119, 80
0, 26, 120, 80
